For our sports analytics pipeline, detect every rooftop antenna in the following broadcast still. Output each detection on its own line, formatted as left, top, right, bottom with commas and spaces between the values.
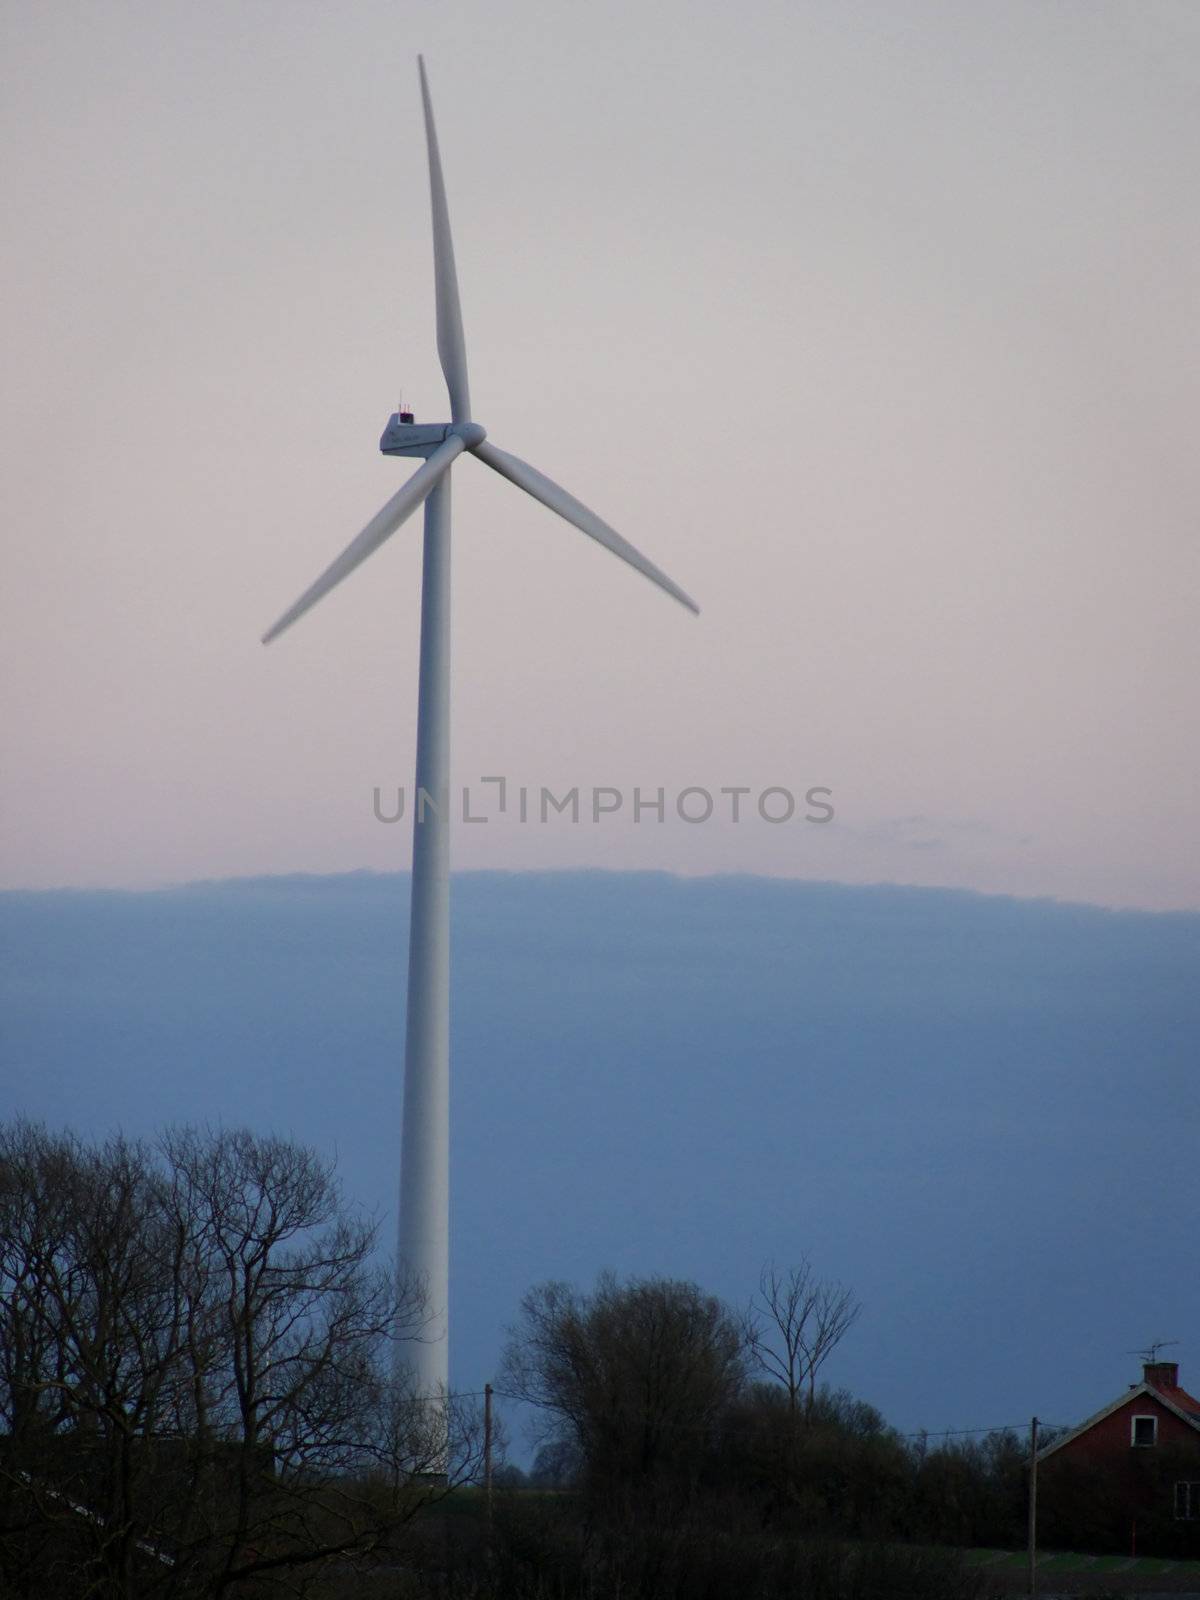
1127, 1340, 1179, 1364
262, 56, 697, 1455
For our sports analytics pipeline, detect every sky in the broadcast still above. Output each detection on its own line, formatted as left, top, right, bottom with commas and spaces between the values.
3, 0, 1199, 907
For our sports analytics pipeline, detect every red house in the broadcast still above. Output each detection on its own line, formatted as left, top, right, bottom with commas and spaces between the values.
1038, 1360, 1200, 1555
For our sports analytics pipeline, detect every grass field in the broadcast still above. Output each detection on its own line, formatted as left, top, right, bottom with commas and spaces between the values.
965, 1545, 1200, 1582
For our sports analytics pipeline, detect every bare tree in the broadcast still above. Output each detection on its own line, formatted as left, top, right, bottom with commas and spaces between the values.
743, 1259, 861, 1420
0, 1125, 192, 1594
0, 1122, 481, 1598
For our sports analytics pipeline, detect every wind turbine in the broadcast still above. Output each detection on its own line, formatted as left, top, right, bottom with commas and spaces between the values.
263, 58, 698, 1415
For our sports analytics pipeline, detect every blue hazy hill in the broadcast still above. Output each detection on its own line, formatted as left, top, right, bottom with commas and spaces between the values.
2, 870, 1197, 1442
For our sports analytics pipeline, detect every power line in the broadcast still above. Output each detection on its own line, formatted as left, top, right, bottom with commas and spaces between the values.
463, 1389, 1068, 1444
897, 1423, 1068, 1441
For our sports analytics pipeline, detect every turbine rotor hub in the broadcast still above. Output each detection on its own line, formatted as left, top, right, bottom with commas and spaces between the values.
450, 421, 486, 449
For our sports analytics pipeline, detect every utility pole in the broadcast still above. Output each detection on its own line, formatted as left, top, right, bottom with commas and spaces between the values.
1028, 1416, 1039, 1598
484, 1382, 494, 1534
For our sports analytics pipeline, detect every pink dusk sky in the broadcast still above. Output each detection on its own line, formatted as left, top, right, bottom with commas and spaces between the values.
3, 1, 1197, 910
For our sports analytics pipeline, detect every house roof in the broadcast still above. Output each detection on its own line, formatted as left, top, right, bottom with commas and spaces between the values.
1038, 1381, 1200, 1463
1153, 1381, 1200, 1417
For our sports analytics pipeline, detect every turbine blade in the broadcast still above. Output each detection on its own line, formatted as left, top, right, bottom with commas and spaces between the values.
419, 57, 471, 423
262, 434, 464, 644
473, 439, 699, 615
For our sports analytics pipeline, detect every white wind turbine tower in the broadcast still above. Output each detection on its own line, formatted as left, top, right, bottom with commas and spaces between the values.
263, 59, 698, 1414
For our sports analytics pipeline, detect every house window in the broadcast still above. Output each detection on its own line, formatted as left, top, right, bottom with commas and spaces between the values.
1131, 1415, 1158, 1447
1175, 1482, 1200, 1521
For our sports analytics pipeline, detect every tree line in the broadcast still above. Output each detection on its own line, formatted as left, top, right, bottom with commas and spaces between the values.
0, 1122, 1030, 1597
493, 1269, 1027, 1562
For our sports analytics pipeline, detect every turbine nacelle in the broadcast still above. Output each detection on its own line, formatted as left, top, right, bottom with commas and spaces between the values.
380, 416, 487, 458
